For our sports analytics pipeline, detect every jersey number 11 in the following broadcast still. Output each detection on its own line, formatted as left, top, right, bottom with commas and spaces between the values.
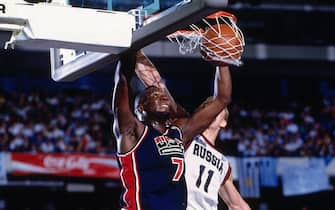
196, 164, 214, 193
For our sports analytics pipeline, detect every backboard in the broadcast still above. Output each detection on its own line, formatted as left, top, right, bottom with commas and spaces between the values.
69, 0, 179, 15
0, 0, 228, 81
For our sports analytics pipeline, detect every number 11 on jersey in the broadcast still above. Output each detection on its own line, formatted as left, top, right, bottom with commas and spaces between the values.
196, 164, 214, 193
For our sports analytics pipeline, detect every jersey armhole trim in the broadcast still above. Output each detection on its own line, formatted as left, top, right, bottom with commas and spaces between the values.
163, 125, 183, 141
221, 164, 232, 186
118, 126, 149, 157
184, 140, 192, 151
170, 125, 183, 140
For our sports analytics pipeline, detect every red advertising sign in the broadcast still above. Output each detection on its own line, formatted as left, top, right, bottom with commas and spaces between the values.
10, 153, 120, 179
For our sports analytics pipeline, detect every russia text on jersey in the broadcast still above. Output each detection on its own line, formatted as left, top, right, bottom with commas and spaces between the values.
192, 142, 225, 174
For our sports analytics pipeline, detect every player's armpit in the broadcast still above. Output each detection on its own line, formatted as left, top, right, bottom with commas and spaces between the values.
118, 119, 145, 153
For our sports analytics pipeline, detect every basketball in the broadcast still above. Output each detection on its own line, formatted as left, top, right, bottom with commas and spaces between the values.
201, 24, 243, 61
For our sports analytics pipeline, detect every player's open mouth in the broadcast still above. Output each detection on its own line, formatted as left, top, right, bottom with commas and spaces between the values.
161, 104, 169, 108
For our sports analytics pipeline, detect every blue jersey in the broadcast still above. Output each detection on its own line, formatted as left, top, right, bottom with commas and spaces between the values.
118, 125, 187, 210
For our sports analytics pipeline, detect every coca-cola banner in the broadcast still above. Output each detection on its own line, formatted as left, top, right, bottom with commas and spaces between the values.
10, 153, 120, 179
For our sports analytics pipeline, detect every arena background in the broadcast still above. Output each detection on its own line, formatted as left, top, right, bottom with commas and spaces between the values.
1, 0, 335, 210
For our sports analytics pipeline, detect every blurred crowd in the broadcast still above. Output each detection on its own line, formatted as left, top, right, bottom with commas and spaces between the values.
219, 100, 335, 157
0, 90, 115, 154
0, 90, 334, 157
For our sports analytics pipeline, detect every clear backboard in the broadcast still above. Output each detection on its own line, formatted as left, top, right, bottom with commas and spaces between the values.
0, 0, 228, 81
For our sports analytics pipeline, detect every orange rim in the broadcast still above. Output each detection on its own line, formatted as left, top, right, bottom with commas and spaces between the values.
166, 11, 237, 39
205, 11, 237, 22
167, 29, 204, 38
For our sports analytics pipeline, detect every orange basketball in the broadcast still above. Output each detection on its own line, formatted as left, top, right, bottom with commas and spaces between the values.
202, 24, 243, 61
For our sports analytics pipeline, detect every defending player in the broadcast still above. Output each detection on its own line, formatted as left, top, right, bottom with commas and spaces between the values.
135, 52, 250, 210
112, 51, 231, 210
185, 105, 251, 210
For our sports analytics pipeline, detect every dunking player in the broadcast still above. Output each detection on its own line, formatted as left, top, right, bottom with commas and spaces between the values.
112, 51, 231, 210
135, 51, 250, 210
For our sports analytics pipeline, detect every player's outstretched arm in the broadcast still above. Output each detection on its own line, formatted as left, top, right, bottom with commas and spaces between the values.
219, 176, 251, 210
135, 51, 189, 118
135, 51, 165, 89
112, 53, 145, 153
178, 65, 232, 143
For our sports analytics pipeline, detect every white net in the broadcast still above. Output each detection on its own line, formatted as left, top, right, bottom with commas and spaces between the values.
167, 11, 245, 66
197, 13, 245, 66
167, 30, 202, 55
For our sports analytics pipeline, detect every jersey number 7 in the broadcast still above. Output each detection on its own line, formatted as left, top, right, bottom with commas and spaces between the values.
171, 157, 184, 181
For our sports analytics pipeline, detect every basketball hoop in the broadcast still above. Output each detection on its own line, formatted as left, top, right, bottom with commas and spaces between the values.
167, 11, 245, 66
167, 29, 203, 55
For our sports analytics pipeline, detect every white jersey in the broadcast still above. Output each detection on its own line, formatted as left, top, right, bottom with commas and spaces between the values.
185, 135, 231, 210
